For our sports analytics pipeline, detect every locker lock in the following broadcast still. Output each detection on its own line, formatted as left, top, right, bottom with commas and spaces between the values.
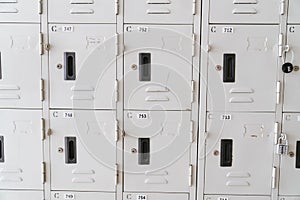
58, 147, 64, 153
282, 63, 294, 73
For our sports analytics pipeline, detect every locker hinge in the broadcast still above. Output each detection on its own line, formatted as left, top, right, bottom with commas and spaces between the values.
115, 80, 119, 102
191, 80, 196, 103
192, 33, 196, 57
42, 162, 46, 184
190, 120, 194, 143
47, 128, 52, 136
39, 33, 44, 55
39, 0, 43, 14
193, 0, 197, 15
115, 120, 119, 142
40, 79, 45, 101
274, 122, 279, 145
41, 118, 45, 141
115, 33, 120, 56
278, 33, 284, 57
276, 81, 281, 104
280, 0, 286, 15
115, 0, 119, 15
189, 164, 193, 186
115, 164, 119, 185
272, 166, 277, 189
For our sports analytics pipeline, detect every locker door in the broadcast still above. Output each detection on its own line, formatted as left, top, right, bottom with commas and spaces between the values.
283, 25, 300, 112
124, 25, 193, 110
280, 114, 300, 195
50, 110, 117, 192
204, 196, 270, 200
124, 0, 194, 24
48, 0, 116, 23
124, 111, 192, 192
209, 0, 279, 24
0, 0, 40, 23
0, 24, 42, 108
49, 24, 116, 109
207, 25, 278, 112
205, 113, 275, 195
51, 191, 115, 200
0, 110, 43, 190
0, 191, 43, 200
124, 193, 188, 200
288, 0, 300, 24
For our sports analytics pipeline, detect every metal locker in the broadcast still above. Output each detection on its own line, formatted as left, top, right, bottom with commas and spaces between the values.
124, 193, 189, 200
207, 25, 278, 112
124, 0, 194, 24
0, 0, 40, 23
0, 191, 43, 200
279, 114, 300, 195
283, 25, 300, 112
0, 110, 43, 190
50, 110, 117, 192
204, 196, 271, 200
51, 191, 115, 200
0, 24, 42, 108
124, 111, 193, 192
209, 0, 280, 24
288, 0, 300, 24
124, 25, 194, 110
48, 0, 116, 23
49, 24, 117, 109
205, 113, 275, 195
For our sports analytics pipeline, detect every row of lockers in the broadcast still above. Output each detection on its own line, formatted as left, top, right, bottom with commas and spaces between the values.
0, 24, 299, 111
0, 110, 300, 196
0, 0, 299, 24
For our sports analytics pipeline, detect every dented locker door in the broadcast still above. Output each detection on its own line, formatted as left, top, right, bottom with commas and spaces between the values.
0, 191, 43, 200
51, 191, 115, 200
209, 0, 279, 24
0, 0, 40, 23
283, 26, 300, 112
124, 111, 192, 192
124, 0, 194, 24
0, 110, 43, 190
50, 110, 117, 191
288, 0, 300, 24
49, 24, 117, 109
48, 0, 116, 23
0, 24, 42, 108
207, 25, 278, 112
124, 193, 188, 200
205, 113, 274, 195
279, 113, 300, 195
124, 25, 193, 110
204, 196, 270, 200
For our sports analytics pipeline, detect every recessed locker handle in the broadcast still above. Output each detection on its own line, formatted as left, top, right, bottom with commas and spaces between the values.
220, 139, 233, 167
223, 54, 236, 83
0, 136, 4, 163
296, 141, 300, 169
138, 138, 150, 165
139, 53, 151, 82
64, 52, 76, 81
65, 137, 77, 164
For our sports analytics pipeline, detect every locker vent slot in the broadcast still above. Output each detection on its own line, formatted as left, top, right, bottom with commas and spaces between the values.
223, 54, 236, 83
64, 52, 76, 81
0, 52, 2, 80
138, 138, 150, 165
0, 136, 4, 163
139, 53, 151, 81
220, 139, 233, 167
296, 141, 300, 169
65, 137, 77, 164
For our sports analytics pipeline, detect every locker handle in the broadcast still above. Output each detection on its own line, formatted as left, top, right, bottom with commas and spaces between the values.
138, 138, 150, 165
0, 136, 4, 163
147, 0, 171, 4
223, 54, 236, 83
139, 53, 151, 82
65, 137, 77, 164
233, 0, 257, 4
220, 139, 233, 167
232, 8, 257, 14
0, 52, 2, 80
296, 141, 300, 169
64, 52, 76, 81
146, 9, 171, 14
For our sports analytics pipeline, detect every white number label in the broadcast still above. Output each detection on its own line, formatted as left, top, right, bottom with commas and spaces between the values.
221, 114, 232, 120
136, 195, 147, 200
222, 27, 234, 33
64, 194, 75, 200
62, 26, 74, 32
218, 198, 229, 200
63, 112, 74, 118
137, 113, 148, 119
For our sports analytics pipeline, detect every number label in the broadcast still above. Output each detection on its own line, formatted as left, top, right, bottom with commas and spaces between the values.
221, 114, 232, 120
64, 194, 75, 200
218, 198, 229, 200
137, 113, 148, 119
136, 195, 147, 200
62, 26, 74, 32
63, 112, 74, 118
222, 27, 234, 33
